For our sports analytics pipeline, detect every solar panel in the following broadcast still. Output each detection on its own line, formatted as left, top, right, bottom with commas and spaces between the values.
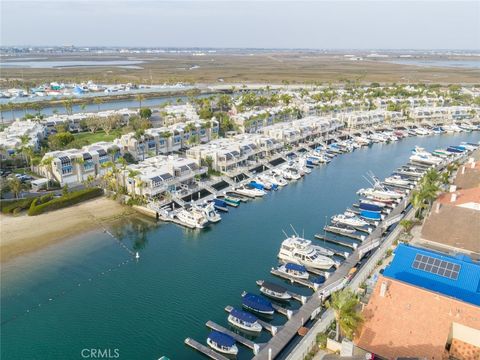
412, 253, 460, 280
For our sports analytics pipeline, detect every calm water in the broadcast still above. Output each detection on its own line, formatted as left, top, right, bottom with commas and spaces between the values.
1, 132, 479, 360
386, 58, 480, 69
1, 60, 145, 69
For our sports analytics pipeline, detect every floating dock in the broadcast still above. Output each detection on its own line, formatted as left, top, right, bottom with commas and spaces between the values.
184, 338, 229, 360
323, 227, 366, 241
270, 268, 319, 290
314, 234, 358, 249
205, 320, 261, 354
272, 304, 293, 319
224, 305, 279, 335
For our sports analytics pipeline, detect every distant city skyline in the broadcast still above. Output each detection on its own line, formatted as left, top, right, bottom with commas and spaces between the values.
1, 1, 479, 50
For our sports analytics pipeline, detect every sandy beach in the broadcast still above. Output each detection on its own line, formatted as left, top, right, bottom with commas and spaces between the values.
0, 197, 134, 263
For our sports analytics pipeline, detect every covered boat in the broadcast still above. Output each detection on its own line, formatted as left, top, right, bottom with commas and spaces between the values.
212, 198, 229, 212
278, 263, 309, 279
242, 293, 275, 315
359, 202, 383, 213
228, 308, 262, 333
360, 209, 382, 220
206, 331, 238, 355
259, 281, 292, 301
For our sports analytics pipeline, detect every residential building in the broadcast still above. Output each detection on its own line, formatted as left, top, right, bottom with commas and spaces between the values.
356, 244, 480, 360
0, 120, 46, 154
39, 141, 120, 186
158, 104, 200, 125
119, 155, 207, 198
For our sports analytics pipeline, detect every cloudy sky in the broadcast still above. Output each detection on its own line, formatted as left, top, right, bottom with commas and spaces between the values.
1, 1, 479, 49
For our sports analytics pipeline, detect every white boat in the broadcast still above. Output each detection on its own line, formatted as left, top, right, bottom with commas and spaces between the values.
195, 203, 221, 223
332, 213, 368, 227
234, 186, 266, 198
277, 263, 309, 279
357, 187, 403, 200
280, 168, 301, 181
253, 177, 273, 190
175, 207, 209, 229
384, 175, 412, 187
258, 280, 292, 301
278, 236, 336, 270
206, 331, 238, 355
227, 308, 262, 333
261, 173, 288, 187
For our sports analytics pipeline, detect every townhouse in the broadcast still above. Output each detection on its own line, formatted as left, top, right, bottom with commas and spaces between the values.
0, 119, 47, 155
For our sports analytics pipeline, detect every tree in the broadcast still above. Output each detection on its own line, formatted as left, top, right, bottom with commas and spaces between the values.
85, 116, 101, 133
101, 115, 121, 135
400, 219, 415, 235
160, 131, 172, 153
135, 94, 145, 109
9, 177, 23, 199
48, 132, 75, 150
93, 97, 104, 112
139, 108, 152, 119
63, 98, 74, 115
40, 156, 54, 188
326, 289, 363, 341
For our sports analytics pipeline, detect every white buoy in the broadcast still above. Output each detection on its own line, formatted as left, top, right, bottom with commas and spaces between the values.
135, 252, 140, 260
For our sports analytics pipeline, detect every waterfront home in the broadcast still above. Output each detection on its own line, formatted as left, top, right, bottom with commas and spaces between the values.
186, 134, 282, 173
39, 141, 120, 186
114, 119, 219, 161
355, 244, 480, 359
410, 106, 478, 124
159, 103, 200, 126
0, 120, 47, 155
231, 106, 300, 133
119, 155, 207, 199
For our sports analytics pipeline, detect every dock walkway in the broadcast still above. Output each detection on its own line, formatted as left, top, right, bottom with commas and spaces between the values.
205, 320, 262, 354
184, 338, 229, 360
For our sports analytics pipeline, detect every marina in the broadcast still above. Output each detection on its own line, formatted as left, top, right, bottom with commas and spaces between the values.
2, 132, 478, 360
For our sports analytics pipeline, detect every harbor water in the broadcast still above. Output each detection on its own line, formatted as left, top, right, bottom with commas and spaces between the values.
1, 132, 478, 360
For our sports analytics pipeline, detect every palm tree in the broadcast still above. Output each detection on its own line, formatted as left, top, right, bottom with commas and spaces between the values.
127, 169, 141, 195
63, 98, 74, 115
326, 289, 363, 341
161, 131, 173, 154
135, 94, 145, 109
40, 156, 55, 189
9, 177, 23, 199
72, 156, 85, 184
93, 97, 103, 112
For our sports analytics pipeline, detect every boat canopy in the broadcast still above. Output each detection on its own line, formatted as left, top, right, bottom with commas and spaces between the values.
360, 210, 381, 220
285, 263, 307, 272
261, 281, 287, 294
313, 275, 326, 284
230, 308, 258, 324
208, 331, 235, 347
242, 293, 274, 312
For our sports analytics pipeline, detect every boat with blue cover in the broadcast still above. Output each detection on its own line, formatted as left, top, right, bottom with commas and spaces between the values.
211, 198, 229, 212
227, 308, 262, 333
360, 209, 382, 220
359, 202, 383, 212
277, 263, 309, 279
446, 146, 464, 153
249, 181, 265, 191
206, 331, 238, 355
242, 293, 275, 315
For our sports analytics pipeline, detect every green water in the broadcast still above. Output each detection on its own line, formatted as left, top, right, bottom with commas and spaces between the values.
1, 132, 478, 360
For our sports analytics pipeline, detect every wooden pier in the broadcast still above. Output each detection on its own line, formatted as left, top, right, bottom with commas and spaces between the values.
224, 305, 279, 335
205, 320, 262, 354
184, 338, 229, 360
256, 280, 308, 304
323, 226, 366, 241
270, 268, 319, 290
314, 234, 358, 250
272, 304, 293, 319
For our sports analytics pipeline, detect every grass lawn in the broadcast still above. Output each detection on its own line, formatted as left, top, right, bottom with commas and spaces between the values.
73, 130, 122, 144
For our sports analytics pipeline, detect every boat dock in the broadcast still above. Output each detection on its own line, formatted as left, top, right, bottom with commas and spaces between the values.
205, 320, 262, 354
314, 234, 358, 250
272, 304, 293, 319
270, 268, 319, 290
256, 280, 308, 304
323, 226, 366, 241
184, 338, 229, 360
224, 305, 279, 335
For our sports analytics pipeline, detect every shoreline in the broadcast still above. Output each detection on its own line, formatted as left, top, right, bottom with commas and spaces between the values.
0, 197, 134, 264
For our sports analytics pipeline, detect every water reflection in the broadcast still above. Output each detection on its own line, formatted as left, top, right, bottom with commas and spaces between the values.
109, 216, 157, 251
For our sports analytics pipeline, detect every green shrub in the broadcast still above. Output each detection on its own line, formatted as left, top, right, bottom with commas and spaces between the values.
28, 188, 103, 216
0, 197, 36, 214
316, 332, 327, 349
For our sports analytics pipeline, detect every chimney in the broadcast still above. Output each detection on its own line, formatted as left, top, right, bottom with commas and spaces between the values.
451, 193, 457, 203
435, 202, 441, 213
380, 282, 388, 297
449, 185, 457, 193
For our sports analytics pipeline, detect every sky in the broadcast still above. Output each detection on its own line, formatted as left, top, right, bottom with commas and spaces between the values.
1, 1, 479, 49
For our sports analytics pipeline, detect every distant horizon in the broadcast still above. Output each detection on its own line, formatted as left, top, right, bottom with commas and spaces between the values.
2, 1, 479, 50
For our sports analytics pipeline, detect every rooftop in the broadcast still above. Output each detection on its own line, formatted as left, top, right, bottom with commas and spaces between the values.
383, 243, 480, 306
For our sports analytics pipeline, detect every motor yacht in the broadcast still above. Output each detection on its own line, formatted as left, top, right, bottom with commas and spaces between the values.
175, 207, 209, 229
332, 213, 368, 227
278, 236, 336, 269
277, 263, 309, 279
